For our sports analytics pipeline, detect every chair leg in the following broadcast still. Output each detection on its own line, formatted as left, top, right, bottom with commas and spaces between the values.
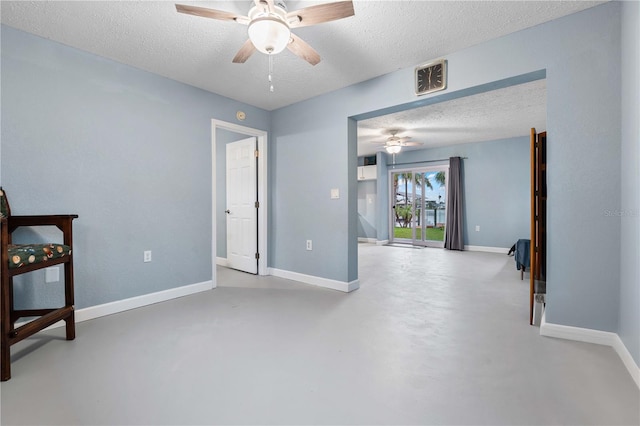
1, 334, 9, 381
64, 261, 75, 341
65, 311, 75, 341
1, 279, 11, 381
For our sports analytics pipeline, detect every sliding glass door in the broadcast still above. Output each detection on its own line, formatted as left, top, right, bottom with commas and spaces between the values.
390, 166, 448, 247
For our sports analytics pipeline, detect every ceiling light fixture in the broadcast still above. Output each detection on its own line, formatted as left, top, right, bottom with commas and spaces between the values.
385, 145, 402, 154
246, 3, 292, 93
248, 17, 291, 55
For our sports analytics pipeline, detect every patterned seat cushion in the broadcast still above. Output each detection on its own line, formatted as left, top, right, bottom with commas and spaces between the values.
0, 188, 9, 219
8, 243, 72, 269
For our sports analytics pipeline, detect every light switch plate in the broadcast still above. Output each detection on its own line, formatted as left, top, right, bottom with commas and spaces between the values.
330, 188, 340, 199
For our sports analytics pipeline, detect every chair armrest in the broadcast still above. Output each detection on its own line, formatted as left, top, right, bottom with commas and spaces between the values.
9, 215, 78, 228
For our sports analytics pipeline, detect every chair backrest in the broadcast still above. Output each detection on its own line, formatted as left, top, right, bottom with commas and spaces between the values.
0, 187, 10, 219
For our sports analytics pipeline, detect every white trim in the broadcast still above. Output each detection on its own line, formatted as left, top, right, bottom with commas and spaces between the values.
541, 311, 640, 389
540, 314, 616, 346
268, 268, 359, 293
612, 334, 640, 389
358, 237, 377, 243
212, 120, 268, 288
464, 245, 510, 254
216, 257, 228, 267
17, 280, 213, 331
376, 239, 390, 246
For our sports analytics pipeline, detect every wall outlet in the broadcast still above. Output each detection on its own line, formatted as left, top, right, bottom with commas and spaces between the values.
330, 188, 340, 199
45, 266, 60, 283
475, 225, 480, 232
144, 250, 152, 262
306, 240, 313, 251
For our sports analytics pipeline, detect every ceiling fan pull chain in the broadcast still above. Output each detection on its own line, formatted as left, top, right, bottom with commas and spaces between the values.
268, 51, 274, 93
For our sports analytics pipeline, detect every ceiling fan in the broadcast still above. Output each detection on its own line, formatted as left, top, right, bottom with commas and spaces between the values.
175, 0, 355, 66
371, 130, 424, 154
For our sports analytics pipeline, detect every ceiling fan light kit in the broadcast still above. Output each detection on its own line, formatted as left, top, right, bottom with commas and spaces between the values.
385, 145, 402, 154
248, 18, 290, 54
247, 1, 292, 55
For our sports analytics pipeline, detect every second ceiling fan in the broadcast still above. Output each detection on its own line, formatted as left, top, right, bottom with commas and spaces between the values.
175, 0, 355, 66
372, 130, 424, 154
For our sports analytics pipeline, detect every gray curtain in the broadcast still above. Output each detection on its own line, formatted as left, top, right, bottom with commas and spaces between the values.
444, 156, 464, 250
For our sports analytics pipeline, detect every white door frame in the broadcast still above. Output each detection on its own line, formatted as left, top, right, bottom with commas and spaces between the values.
212, 119, 268, 287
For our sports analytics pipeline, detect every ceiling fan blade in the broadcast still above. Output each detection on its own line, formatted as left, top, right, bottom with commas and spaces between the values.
402, 141, 424, 147
287, 1, 354, 28
175, 4, 242, 22
395, 137, 411, 142
287, 33, 321, 66
232, 39, 257, 63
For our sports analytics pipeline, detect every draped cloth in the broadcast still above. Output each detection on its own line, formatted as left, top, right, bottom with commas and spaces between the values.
444, 156, 464, 250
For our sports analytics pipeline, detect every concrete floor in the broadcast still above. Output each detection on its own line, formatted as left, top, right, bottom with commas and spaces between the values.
1, 244, 638, 425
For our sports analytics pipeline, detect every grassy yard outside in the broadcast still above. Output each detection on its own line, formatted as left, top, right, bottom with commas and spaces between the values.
394, 226, 445, 241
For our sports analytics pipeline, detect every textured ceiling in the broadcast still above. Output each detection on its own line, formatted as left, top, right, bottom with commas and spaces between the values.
358, 79, 547, 155
1, 0, 603, 112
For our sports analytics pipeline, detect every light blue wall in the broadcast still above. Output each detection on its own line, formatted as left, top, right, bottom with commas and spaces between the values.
619, 0, 640, 365
268, 106, 354, 281
271, 3, 622, 332
357, 180, 377, 239
377, 136, 530, 249
0, 25, 270, 309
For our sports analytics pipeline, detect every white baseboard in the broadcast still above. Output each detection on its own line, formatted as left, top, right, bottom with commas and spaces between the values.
612, 334, 640, 389
464, 245, 510, 254
541, 311, 640, 389
19, 280, 213, 331
357, 238, 389, 246
216, 257, 228, 267
268, 268, 359, 293
358, 237, 377, 243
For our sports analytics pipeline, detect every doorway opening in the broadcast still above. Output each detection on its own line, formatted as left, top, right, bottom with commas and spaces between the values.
211, 120, 268, 288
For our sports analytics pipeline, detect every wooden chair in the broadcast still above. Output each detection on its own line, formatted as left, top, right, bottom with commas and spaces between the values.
1, 187, 78, 381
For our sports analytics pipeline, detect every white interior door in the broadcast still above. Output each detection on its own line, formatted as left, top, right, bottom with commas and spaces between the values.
226, 137, 258, 274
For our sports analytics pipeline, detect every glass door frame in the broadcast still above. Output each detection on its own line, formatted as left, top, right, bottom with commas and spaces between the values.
388, 165, 449, 248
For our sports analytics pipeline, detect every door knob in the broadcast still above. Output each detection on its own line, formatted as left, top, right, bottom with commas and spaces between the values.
225, 209, 231, 214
